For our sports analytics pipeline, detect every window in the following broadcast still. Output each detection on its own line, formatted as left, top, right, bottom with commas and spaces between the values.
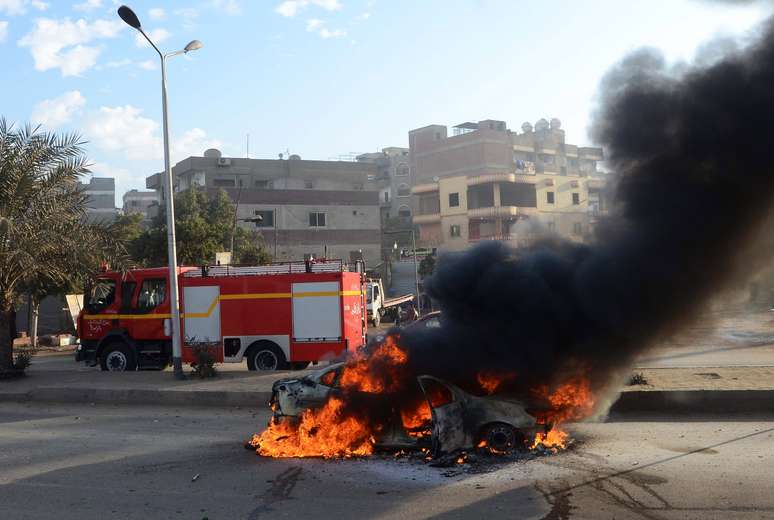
450, 224, 461, 237
304, 180, 314, 189
137, 279, 166, 310
120, 281, 137, 310
213, 178, 235, 187
560, 166, 567, 176
422, 378, 454, 408
397, 183, 410, 197
131, 200, 139, 207
572, 193, 580, 205
396, 163, 409, 176
309, 212, 326, 227
87, 278, 116, 312
448, 192, 460, 207
573, 222, 583, 235
253, 209, 274, 227
255, 180, 273, 189
398, 205, 411, 217
383, 191, 390, 203
434, 132, 441, 141
546, 191, 555, 204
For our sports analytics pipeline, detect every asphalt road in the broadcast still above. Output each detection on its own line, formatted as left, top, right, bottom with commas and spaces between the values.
1, 402, 773, 519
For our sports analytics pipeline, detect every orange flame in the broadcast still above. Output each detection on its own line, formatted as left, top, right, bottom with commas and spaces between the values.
252, 337, 409, 458
530, 375, 595, 451
476, 371, 517, 394
250, 396, 375, 458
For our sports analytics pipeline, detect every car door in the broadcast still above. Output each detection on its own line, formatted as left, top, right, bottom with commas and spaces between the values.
418, 375, 467, 455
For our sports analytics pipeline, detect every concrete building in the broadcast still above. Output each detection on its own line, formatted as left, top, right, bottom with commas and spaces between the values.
146, 149, 382, 264
79, 177, 117, 222
409, 118, 606, 251
356, 147, 413, 222
122, 189, 160, 221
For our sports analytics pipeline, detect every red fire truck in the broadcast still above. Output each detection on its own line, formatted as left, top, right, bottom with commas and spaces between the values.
75, 260, 367, 371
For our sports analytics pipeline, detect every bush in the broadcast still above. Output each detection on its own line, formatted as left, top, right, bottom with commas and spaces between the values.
189, 342, 218, 379
626, 372, 648, 386
14, 349, 34, 371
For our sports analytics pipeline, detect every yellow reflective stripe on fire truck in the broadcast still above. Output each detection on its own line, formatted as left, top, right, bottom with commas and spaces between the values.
83, 290, 363, 320
83, 313, 173, 320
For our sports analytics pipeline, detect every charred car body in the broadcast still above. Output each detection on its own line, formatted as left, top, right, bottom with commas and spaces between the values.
270, 363, 545, 455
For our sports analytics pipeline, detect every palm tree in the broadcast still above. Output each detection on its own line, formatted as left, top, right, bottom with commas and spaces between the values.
0, 119, 125, 372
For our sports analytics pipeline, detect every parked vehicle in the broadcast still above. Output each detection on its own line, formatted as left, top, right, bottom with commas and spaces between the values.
364, 278, 414, 327
270, 362, 543, 454
76, 260, 367, 372
368, 311, 441, 346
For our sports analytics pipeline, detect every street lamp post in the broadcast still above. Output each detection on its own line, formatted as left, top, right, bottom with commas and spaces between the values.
118, 5, 203, 379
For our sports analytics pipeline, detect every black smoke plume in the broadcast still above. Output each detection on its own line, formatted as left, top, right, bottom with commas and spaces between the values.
402, 19, 774, 404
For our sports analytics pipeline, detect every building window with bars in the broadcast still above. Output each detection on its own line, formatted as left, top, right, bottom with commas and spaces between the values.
309, 212, 326, 227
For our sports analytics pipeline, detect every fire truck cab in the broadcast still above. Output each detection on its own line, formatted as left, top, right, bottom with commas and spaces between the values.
76, 260, 367, 371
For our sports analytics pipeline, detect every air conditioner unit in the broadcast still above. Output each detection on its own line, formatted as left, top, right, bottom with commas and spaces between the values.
217, 158, 231, 167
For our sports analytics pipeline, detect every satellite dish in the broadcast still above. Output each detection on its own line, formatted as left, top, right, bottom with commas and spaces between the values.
204, 148, 222, 158
550, 118, 562, 130
535, 118, 549, 132
432, 176, 440, 182
521, 122, 533, 133
289, 154, 301, 160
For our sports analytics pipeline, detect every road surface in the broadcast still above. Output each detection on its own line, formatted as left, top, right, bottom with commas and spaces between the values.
1, 402, 773, 519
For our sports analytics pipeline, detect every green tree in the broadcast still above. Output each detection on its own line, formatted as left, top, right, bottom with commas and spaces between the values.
129, 187, 271, 267
0, 120, 125, 371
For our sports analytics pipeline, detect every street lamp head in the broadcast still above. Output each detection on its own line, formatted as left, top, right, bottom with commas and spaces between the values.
117, 5, 142, 30
184, 40, 203, 53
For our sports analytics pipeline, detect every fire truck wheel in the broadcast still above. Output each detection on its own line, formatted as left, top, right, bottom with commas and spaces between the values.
246, 341, 289, 371
480, 423, 525, 454
99, 342, 137, 372
371, 311, 381, 327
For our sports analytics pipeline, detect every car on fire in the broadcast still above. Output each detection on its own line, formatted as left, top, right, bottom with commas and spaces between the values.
270, 362, 545, 455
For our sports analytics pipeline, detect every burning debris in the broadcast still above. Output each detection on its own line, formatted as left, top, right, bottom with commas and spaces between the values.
250, 19, 774, 461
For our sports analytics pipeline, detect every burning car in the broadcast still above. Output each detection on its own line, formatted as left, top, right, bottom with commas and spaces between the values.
268, 362, 545, 455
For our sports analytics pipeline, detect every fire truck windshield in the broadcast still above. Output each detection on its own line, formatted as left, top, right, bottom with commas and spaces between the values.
86, 278, 116, 313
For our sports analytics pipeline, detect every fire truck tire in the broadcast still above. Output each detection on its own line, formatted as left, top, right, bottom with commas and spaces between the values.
479, 422, 525, 454
371, 311, 381, 327
99, 341, 137, 372
246, 341, 289, 371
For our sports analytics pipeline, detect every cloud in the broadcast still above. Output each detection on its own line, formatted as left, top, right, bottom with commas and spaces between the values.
138, 59, 156, 70
0, 21, 7, 43
356, 12, 369, 20
73, 0, 101, 11
17, 17, 123, 76
0, 0, 46, 15
135, 27, 169, 48
84, 105, 160, 160
275, 0, 341, 17
105, 58, 157, 71
305, 18, 323, 31
305, 18, 345, 38
148, 7, 165, 20
31, 90, 86, 128
84, 105, 222, 162
319, 27, 345, 38
211, 0, 240, 15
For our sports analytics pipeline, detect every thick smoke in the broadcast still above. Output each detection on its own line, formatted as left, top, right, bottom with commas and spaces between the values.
402, 20, 774, 403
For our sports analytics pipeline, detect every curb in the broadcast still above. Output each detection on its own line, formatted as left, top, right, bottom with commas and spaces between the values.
0, 387, 272, 408
610, 389, 774, 414
3, 387, 774, 414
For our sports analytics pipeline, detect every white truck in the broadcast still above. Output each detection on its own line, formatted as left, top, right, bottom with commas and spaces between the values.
364, 279, 414, 327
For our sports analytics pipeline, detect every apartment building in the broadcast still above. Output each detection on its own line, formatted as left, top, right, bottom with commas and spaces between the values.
146, 149, 382, 264
356, 147, 413, 222
79, 177, 117, 222
122, 189, 160, 222
409, 118, 607, 251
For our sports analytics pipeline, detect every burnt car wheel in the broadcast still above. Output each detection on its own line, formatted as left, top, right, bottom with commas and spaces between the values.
480, 423, 525, 454
246, 341, 289, 371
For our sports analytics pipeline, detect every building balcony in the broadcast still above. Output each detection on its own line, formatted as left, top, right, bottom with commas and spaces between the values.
411, 182, 439, 194
413, 213, 441, 224
466, 173, 538, 187
467, 206, 539, 219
